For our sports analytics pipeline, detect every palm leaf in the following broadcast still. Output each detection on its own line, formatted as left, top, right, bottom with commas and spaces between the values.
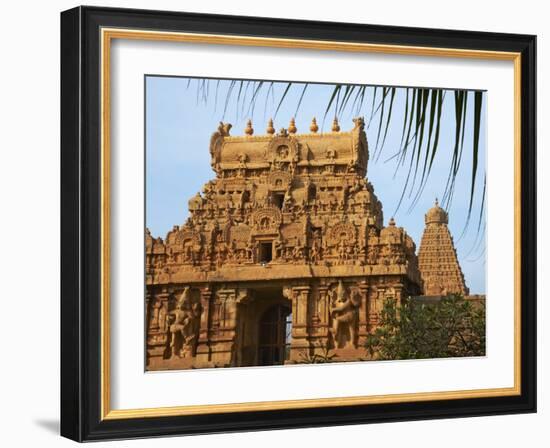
354, 85, 367, 116
417, 89, 438, 189
427, 90, 444, 175
374, 87, 388, 153
222, 80, 237, 119
263, 81, 275, 120
338, 85, 355, 116
213, 79, 221, 112
397, 88, 418, 170
273, 82, 293, 118
442, 90, 465, 207
246, 81, 264, 117
399, 88, 410, 149
377, 87, 396, 159
410, 89, 430, 196
323, 85, 342, 121
294, 84, 309, 117
368, 86, 378, 127
469, 91, 483, 216
409, 89, 442, 211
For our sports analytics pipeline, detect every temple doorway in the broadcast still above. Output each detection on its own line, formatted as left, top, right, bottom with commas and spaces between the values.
257, 303, 292, 366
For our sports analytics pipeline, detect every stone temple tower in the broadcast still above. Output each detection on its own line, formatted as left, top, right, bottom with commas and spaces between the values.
418, 200, 469, 296
145, 117, 423, 370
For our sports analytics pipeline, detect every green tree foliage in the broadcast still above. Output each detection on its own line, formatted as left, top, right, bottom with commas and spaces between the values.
364, 294, 485, 360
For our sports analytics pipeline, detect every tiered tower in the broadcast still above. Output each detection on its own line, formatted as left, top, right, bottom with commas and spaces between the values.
417, 200, 469, 296
145, 117, 424, 370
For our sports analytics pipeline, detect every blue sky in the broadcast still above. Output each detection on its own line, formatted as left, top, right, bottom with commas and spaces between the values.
145, 76, 486, 294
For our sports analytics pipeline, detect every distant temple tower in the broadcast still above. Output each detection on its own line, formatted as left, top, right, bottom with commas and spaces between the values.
418, 200, 469, 296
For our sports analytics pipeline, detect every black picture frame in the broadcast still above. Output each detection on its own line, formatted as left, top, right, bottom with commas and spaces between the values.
61, 5, 536, 442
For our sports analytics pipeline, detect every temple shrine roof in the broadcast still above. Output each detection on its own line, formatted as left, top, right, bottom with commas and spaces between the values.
209, 117, 369, 177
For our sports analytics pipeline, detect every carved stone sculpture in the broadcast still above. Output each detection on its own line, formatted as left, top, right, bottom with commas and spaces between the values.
329, 280, 360, 349
168, 287, 201, 358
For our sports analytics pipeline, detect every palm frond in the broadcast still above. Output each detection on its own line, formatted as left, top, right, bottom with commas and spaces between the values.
246, 81, 264, 118
294, 84, 309, 117
222, 80, 236, 119
469, 91, 483, 216
274, 82, 293, 118
322, 85, 342, 121
368, 86, 378, 127
377, 87, 396, 160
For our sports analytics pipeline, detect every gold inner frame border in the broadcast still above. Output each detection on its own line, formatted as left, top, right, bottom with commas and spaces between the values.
100, 27, 522, 420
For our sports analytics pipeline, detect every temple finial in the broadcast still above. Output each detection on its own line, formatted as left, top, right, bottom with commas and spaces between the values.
310, 117, 319, 133
266, 118, 275, 135
288, 117, 297, 134
244, 119, 254, 136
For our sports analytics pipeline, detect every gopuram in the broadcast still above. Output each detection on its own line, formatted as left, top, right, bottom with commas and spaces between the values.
417, 199, 469, 297
145, 117, 468, 370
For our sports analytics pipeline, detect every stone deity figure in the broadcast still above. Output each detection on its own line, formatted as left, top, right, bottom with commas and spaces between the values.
202, 180, 215, 200
158, 304, 167, 332
168, 287, 201, 358
292, 239, 304, 263
283, 189, 293, 210
227, 239, 236, 262
338, 239, 349, 262
183, 245, 193, 263
330, 280, 360, 349
215, 246, 224, 268
310, 242, 319, 264
245, 239, 255, 262
349, 177, 362, 195
150, 300, 161, 329
274, 235, 284, 259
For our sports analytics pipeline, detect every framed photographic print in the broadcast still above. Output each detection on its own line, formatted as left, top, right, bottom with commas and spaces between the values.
60, 6, 537, 441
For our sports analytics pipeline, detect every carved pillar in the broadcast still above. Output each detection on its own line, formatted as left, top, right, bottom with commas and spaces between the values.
195, 286, 213, 365
288, 285, 311, 362
397, 284, 405, 299
145, 293, 152, 331
358, 281, 370, 344
309, 285, 331, 355
317, 285, 330, 328
393, 284, 405, 308
234, 288, 252, 367
369, 287, 383, 327
146, 292, 170, 368
204, 288, 239, 368
199, 287, 212, 339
